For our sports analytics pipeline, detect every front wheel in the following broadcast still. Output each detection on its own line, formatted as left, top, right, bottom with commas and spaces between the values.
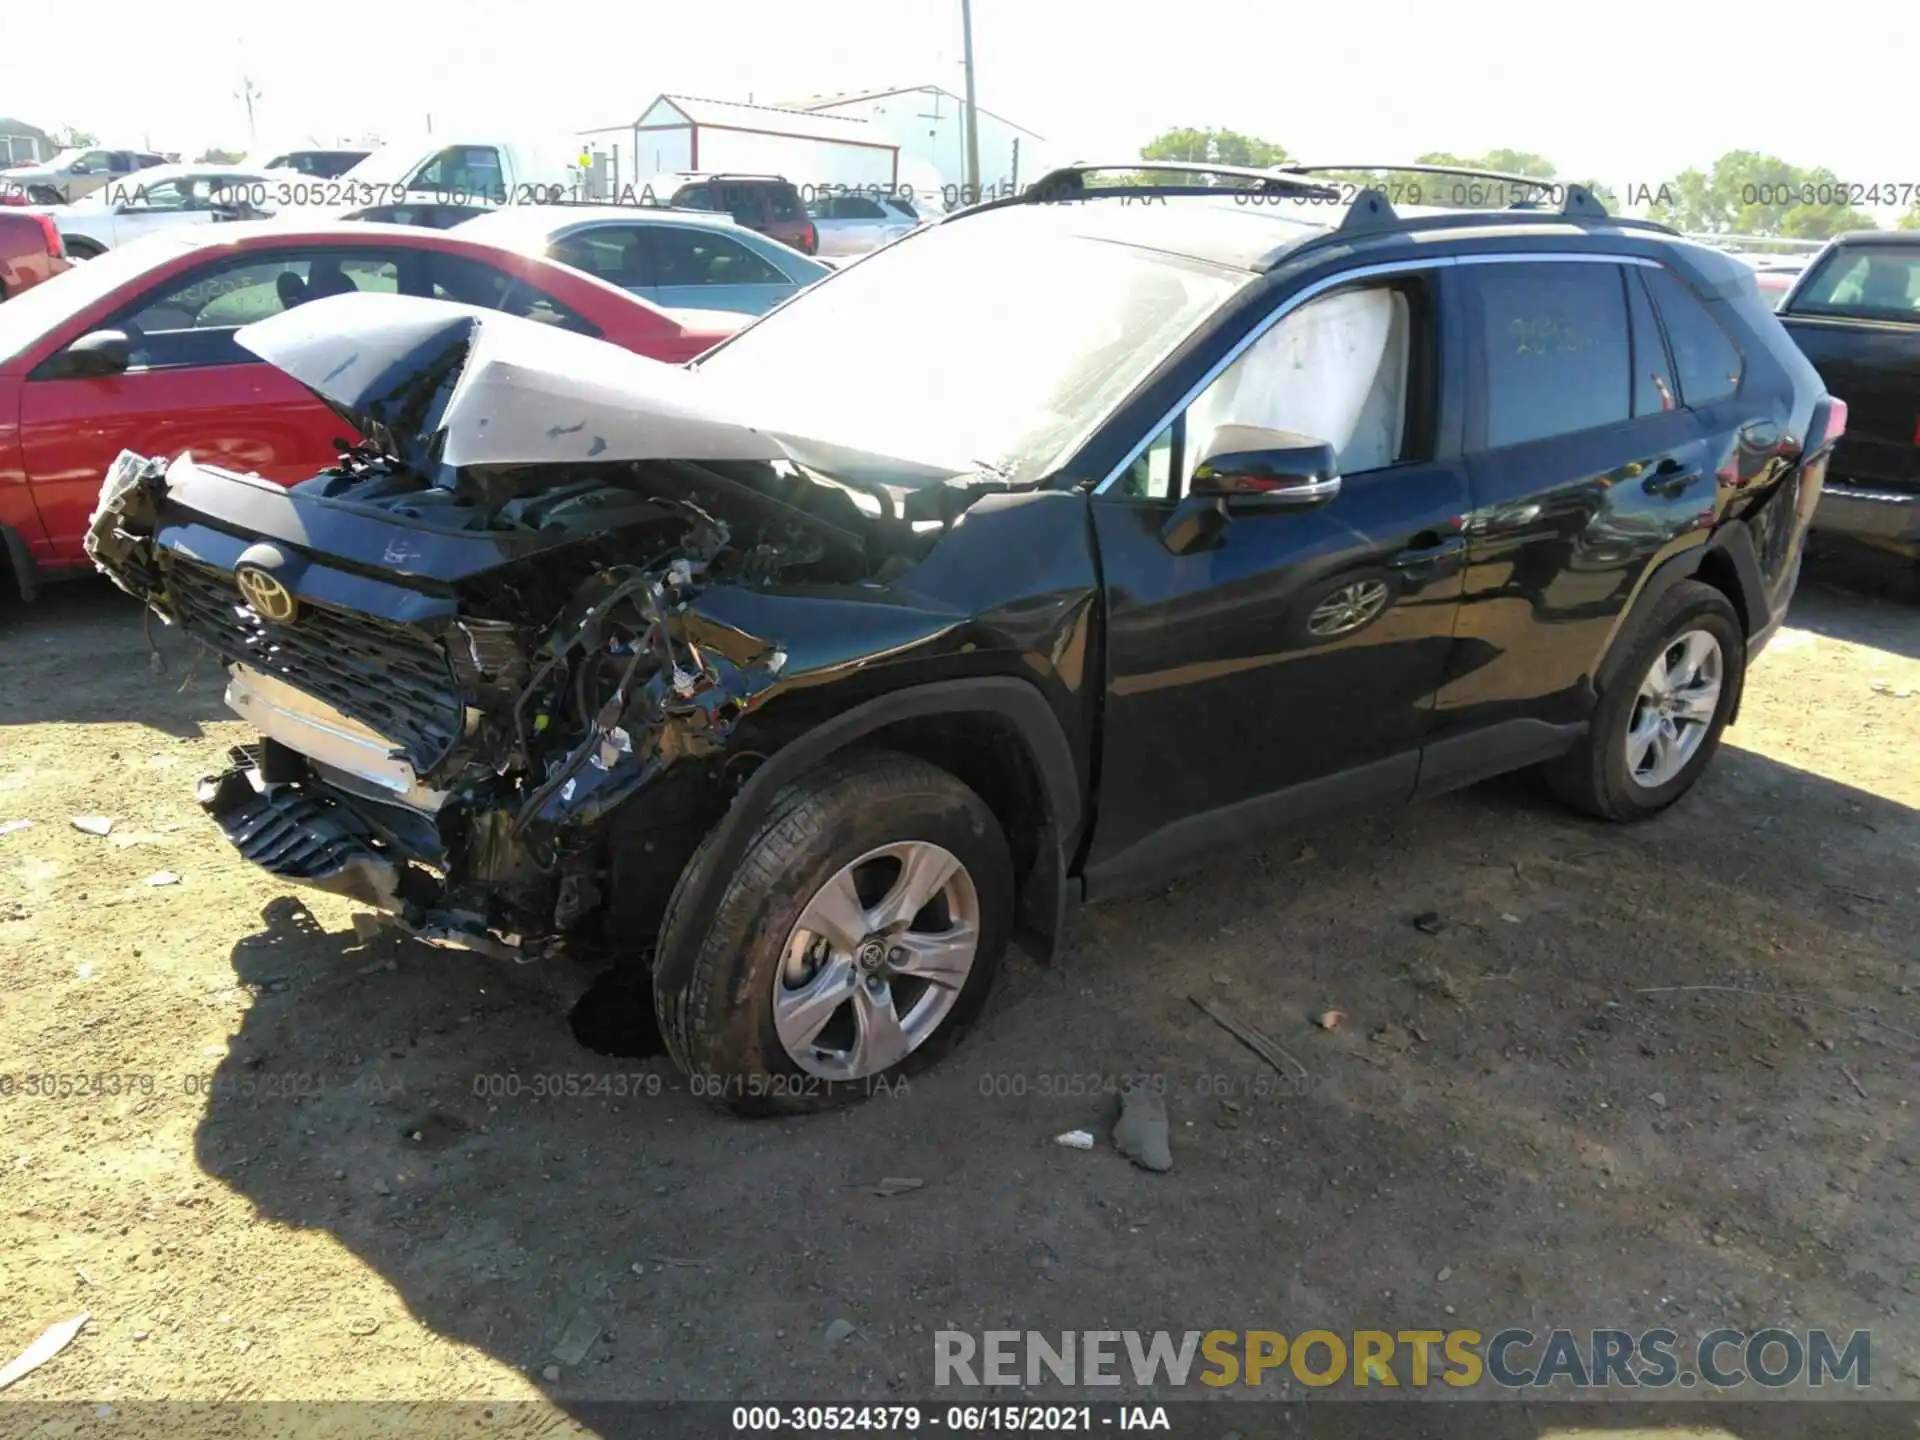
1542, 580, 1745, 821
654, 750, 1013, 1115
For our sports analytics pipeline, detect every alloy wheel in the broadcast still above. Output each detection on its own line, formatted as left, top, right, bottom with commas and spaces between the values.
772, 841, 980, 1081
1623, 629, 1724, 789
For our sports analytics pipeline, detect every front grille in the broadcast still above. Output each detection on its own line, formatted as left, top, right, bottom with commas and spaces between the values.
165, 558, 463, 774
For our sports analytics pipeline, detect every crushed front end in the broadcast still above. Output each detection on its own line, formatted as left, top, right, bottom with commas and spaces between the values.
83, 295, 978, 961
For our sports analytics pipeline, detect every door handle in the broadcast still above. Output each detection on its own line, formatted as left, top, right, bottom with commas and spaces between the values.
1643, 460, 1702, 498
1389, 535, 1466, 568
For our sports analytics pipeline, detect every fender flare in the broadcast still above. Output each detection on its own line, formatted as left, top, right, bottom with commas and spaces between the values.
660, 677, 1083, 971
0, 523, 41, 602
1592, 523, 1768, 723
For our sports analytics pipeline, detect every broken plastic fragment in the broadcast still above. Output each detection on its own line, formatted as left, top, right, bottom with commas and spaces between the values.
591, 726, 633, 772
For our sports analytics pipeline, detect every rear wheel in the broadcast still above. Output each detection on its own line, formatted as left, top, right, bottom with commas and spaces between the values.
654, 750, 1013, 1115
62, 236, 104, 260
1543, 580, 1745, 820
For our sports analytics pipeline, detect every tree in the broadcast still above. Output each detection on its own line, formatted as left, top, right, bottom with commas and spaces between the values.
53, 127, 98, 148
1897, 203, 1920, 230
1132, 127, 1288, 185
1646, 151, 1874, 238
196, 147, 246, 164
1418, 149, 1556, 179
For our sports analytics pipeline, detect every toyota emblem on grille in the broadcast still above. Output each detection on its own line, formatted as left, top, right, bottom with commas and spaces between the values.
235, 566, 297, 622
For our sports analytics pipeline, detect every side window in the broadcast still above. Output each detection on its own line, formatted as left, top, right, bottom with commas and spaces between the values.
673, 184, 713, 210
649, 227, 787, 287
1471, 262, 1631, 449
1640, 265, 1743, 406
837, 196, 886, 220
121, 179, 191, 211
426, 253, 599, 335
765, 187, 803, 222
74, 150, 113, 172
1116, 422, 1176, 500
411, 146, 504, 196
1625, 268, 1678, 416
550, 227, 652, 288
1181, 280, 1419, 489
115, 250, 405, 367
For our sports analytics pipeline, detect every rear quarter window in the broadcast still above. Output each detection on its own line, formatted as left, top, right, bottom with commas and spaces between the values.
1641, 265, 1744, 406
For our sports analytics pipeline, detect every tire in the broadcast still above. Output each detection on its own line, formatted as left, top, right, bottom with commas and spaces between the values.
653, 749, 1014, 1116
1543, 580, 1745, 821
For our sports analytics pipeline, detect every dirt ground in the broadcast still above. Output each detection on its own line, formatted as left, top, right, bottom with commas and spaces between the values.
1, 542, 1916, 1427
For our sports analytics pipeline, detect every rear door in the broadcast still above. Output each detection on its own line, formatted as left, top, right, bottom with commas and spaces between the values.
1431, 257, 1712, 769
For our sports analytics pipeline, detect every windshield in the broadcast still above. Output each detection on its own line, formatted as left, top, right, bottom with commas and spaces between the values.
0, 234, 204, 365
696, 214, 1248, 482
1791, 244, 1920, 321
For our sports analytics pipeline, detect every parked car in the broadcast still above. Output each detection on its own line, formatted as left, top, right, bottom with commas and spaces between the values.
644, 172, 818, 255
459, 204, 830, 315
48, 163, 295, 258
1777, 232, 1920, 561
83, 163, 1838, 1113
257, 149, 371, 179
0, 221, 740, 597
341, 200, 496, 229
0, 209, 69, 299
806, 191, 920, 257
0, 147, 168, 206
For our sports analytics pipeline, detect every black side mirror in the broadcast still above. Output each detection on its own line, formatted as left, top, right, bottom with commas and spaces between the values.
62, 329, 132, 377
1159, 426, 1342, 555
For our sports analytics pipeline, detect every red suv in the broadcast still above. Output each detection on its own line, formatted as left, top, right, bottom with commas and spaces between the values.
647, 173, 817, 255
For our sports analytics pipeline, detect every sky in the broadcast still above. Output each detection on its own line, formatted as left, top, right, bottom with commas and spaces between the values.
9, 0, 1919, 212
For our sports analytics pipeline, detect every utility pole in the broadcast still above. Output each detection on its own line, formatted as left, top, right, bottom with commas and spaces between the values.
960, 0, 981, 200
235, 75, 262, 143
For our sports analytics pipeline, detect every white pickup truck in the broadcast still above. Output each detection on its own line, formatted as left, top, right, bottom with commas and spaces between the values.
334, 138, 587, 208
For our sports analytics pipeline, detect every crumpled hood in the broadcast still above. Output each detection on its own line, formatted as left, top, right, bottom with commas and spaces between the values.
234, 292, 967, 489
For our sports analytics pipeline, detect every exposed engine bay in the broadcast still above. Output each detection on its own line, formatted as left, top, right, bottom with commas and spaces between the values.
83, 295, 1020, 962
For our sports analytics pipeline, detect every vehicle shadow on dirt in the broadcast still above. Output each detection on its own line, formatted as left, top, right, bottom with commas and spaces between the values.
186, 735, 1920, 1411
1799, 540, 1920, 659
0, 578, 225, 737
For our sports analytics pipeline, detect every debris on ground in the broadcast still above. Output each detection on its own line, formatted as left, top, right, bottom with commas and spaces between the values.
1111, 1084, 1174, 1173
0, 820, 32, 837
1054, 1130, 1094, 1150
0, 1312, 89, 1391
1313, 1009, 1345, 1031
1437, 1266, 1452, 1282
1408, 961, 1466, 1001
144, 872, 180, 887
1370, 1023, 1413, 1051
824, 1318, 856, 1344
1648, 1091, 1668, 1109
1190, 995, 1311, 1088
1412, 911, 1447, 935
550, 1310, 601, 1367
1500, 913, 1522, 924
346, 1317, 380, 1337
541, 1365, 561, 1382
70, 815, 114, 837
872, 1177, 925, 1197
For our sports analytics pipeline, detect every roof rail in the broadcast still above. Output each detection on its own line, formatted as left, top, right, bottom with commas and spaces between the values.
965, 161, 1342, 210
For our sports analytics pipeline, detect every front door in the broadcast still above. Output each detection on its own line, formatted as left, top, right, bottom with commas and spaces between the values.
1084, 268, 1470, 896
17, 248, 382, 558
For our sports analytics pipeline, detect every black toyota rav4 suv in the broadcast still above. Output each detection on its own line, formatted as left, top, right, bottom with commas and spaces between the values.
87, 163, 1842, 1114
